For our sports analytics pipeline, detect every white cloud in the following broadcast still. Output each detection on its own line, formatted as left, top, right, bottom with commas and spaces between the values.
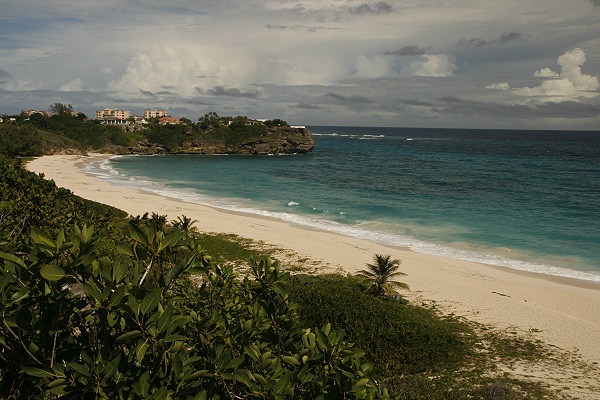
405, 54, 456, 77
2, 79, 43, 91
514, 48, 599, 101
486, 83, 510, 90
534, 68, 558, 78
106, 47, 229, 96
354, 54, 394, 78
58, 78, 83, 91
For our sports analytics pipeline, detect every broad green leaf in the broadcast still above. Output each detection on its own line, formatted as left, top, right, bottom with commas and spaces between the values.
0, 272, 16, 291
109, 286, 126, 308
40, 264, 65, 281
81, 224, 94, 243
157, 231, 181, 252
127, 294, 140, 317
140, 288, 161, 315
117, 244, 135, 257
133, 373, 150, 396
10, 289, 30, 304
281, 356, 300, 367
225, 355, 245, 370
162, 334, 189, 343
129, 224, 149, 246
151, 385, 168, 400
30, 228, 56, 249
156, 308, 173, 335
83, 281, 103, 305
102, 354, 121, 381
233, 369, 253, 388
112, 260, 128, 283
21, 364, 64, 378
67, 362, 92, 378
56, 229, 65, 250
273, 374, 290, 394
0, 251, 26, 268
135, 340, 149, 363
47, 378, 66, 389
115, 330, 142, 342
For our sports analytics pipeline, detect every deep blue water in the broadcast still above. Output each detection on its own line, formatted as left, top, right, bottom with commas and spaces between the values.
86, 126, 600, 282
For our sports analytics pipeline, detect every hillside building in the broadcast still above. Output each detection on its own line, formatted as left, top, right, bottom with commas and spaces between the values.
144, 109, 168, 119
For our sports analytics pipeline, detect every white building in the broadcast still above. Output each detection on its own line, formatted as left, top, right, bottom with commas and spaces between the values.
96, 108, 130, 120
144, 109, 168, 119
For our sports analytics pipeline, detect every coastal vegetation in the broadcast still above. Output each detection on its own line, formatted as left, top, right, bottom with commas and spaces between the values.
1, 159, 594, 398
356, 254, 408, 298
0, 105, 313, 156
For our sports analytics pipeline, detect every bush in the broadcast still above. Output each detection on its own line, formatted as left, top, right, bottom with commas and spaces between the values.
290, 274, 473, 377
0, 222, 389, 398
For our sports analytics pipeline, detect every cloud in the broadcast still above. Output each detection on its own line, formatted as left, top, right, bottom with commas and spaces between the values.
139, 89, 158, 98
498, 32, 523, 43
3, 78, 43, 91
207, 85, 261, 98
354, 54, 393, 78
486, 83, 510, 90
534, 68, 559, 78
324, 92, 370, 103
106, 48, 227, 97
513, 48, 599, 101
383, 46, 431, 56
349, 2, 394, 15
406, 54, 456, 77
433, 97, 600, 119
458, 32, 525, 47
58, 78, 83, 91
0, 69, 11, 79
292, 102, 323, 109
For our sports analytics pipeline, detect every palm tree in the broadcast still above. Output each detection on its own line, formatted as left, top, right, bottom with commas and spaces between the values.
357, 254, 409, 298
171, 214, 198, 236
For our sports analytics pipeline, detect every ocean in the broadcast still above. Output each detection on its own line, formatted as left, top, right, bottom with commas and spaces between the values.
85, 126, 600, 283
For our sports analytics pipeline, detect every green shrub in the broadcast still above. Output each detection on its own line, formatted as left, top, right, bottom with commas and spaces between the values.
0, 223, 389, 399
290, 274, 474, 377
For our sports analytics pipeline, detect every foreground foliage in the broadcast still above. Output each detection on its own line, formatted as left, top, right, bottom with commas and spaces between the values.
0, 221, 388, 398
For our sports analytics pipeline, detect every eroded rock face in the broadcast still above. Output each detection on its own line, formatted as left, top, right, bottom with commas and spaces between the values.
126, 127, 314, 155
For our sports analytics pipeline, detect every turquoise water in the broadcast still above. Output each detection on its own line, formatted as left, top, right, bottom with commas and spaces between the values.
85, 126, 600, 282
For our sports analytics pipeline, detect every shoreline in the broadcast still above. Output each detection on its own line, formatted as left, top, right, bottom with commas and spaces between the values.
26, 154, 600, 364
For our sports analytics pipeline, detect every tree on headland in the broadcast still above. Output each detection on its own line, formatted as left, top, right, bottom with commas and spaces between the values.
48, 102, 73, 116
357, 254, 408, 298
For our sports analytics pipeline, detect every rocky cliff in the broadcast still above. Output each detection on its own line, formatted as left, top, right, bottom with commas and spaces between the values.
124, 126, 314, 155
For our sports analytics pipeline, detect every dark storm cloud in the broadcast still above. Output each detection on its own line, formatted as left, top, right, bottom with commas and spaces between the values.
458, 32, 525, 47
383, 45, 431, 56
292, 102, 323, 109
207, 85, 261, 99
324, 93, 370, 103
0, 69, 11, 79
349, 2, 394, 15
591, 0, 600, 6
498, 32, 524, 43
139, 89, 157, 98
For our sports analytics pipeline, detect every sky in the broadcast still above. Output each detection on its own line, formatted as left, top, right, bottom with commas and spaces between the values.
1, 0, 599, 130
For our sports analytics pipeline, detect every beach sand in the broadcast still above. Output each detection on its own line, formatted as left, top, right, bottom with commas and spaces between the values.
26, 154, 600, 368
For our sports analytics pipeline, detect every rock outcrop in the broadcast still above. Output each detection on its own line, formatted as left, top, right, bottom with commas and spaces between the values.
126, 126, 314, 155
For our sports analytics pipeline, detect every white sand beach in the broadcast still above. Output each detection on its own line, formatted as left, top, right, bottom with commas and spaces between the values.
26, 154, 600, 367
